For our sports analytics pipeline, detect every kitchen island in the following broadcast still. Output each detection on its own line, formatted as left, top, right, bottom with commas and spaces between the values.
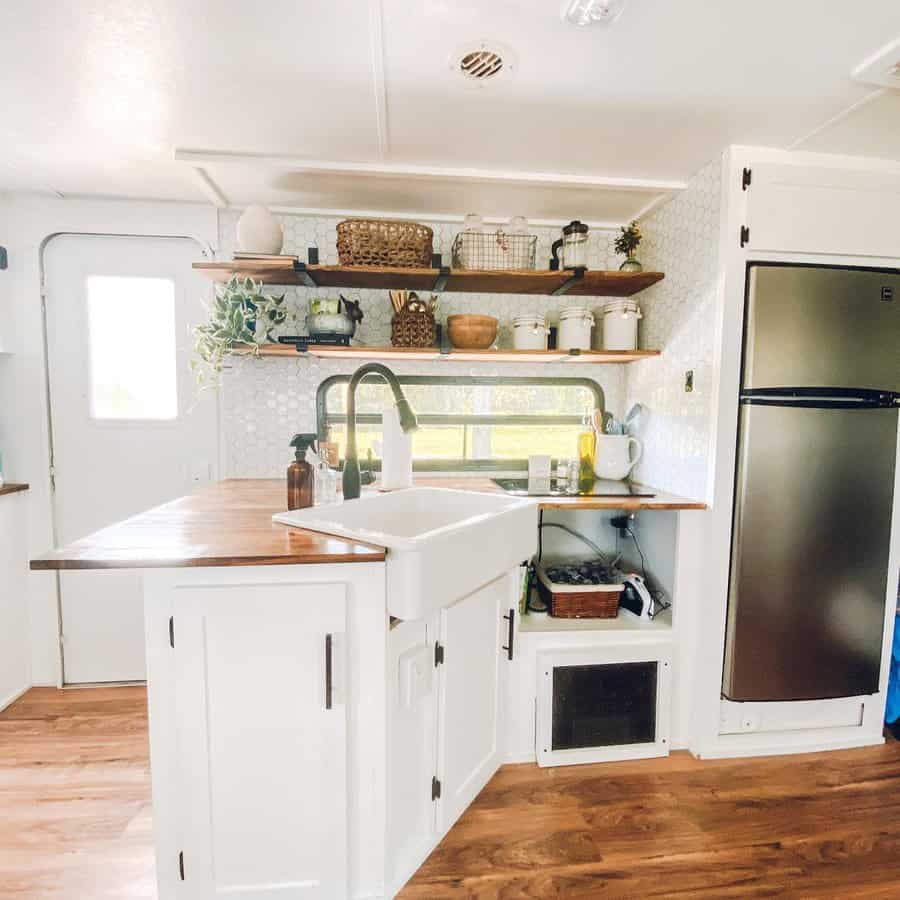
30, 478, 705, 899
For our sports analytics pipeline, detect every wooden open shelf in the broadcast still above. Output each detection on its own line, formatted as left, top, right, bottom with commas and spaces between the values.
195, 258, 664, 298
233, 344, 661, 364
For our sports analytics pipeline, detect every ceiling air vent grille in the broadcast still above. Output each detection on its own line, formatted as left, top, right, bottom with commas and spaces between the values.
451, 42, 515, 85
460, 49, 504, 81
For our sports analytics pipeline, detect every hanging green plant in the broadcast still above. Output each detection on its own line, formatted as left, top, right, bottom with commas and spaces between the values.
192, 275, 290, 389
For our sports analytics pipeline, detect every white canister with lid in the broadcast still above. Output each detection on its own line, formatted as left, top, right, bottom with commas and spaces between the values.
602, 299, 642, 351
558, 306, 595, 351
512, 314, 549, 350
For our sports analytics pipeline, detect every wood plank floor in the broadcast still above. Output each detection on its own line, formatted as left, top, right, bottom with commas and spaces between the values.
2, 688, 900, 899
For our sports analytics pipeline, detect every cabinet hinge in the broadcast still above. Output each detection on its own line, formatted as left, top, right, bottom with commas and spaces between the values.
178, 850, 185, 881
168, 616, 175, 649
740, 225, 750, 248
434, 642, 444, 667
431, 776, 442, 801
742, 167, 752, 190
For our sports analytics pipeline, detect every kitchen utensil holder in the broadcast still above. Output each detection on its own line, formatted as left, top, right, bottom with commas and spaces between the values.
337, 218, 433, 268
391, 309, 436, 348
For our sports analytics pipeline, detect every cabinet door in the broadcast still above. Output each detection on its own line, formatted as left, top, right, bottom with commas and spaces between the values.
436, 576, 507, 832
172, 582, 347, 899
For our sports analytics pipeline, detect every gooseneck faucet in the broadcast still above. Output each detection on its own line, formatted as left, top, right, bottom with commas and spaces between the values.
342, 363, 418, 501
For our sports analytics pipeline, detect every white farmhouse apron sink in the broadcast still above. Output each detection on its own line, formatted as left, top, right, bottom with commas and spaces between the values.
273, 487, 538, 619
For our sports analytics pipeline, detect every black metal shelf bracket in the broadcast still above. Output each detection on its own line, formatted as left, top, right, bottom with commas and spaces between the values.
293, 261, 319, 289
432, 266, 450, 293
552, 266, 586, 296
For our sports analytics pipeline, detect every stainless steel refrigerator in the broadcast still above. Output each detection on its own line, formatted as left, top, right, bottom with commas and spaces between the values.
723, 264, 900, 702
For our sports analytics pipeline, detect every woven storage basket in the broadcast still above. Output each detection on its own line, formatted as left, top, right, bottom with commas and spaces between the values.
536, 562, 623, 619
337, 218, 433, 268
391, 309, 435, 348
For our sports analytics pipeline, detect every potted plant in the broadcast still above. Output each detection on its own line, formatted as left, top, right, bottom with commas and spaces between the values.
192, 275, 289, 388
614, 221, 643, 272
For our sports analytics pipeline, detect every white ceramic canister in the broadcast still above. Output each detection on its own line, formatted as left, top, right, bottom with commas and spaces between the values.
512, 314, 549, 350
558, 306, 595, 351
602, 299, 642, 351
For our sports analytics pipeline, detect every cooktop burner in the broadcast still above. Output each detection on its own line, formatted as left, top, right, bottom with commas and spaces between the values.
492, 477, 655, 498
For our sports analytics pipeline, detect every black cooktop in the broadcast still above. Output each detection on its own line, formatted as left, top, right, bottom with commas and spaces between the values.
492, 477, 655, 498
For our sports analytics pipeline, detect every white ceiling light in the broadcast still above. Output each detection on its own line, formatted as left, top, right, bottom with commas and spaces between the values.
561, 0, 627, 27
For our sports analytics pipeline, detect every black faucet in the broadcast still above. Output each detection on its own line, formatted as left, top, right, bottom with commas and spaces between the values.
342, 363, 418, 501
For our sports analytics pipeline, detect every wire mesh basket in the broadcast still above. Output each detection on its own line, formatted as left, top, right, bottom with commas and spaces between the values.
451, 232, 537, 270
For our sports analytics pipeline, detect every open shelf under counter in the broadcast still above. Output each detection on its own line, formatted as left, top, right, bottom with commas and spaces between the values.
519, 606, 672, 637
194, 258, 664, 298
236, 344, 661, 364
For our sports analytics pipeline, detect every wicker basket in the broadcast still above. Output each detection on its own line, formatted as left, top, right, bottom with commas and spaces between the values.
337, 218, 433, 268
391, 309, 436, 348
536, 562, 623, 619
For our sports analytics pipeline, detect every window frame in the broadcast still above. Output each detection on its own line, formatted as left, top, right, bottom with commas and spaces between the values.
316, 374, 606, 471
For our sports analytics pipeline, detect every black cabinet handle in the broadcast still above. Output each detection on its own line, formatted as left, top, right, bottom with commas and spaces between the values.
502, 609, 515, 661
324, 633, 333, 710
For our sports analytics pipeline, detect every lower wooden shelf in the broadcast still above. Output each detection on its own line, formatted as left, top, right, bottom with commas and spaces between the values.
233, 344, 661, 364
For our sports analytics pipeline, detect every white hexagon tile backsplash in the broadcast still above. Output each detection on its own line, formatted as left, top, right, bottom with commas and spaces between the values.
215, 172, 724, 500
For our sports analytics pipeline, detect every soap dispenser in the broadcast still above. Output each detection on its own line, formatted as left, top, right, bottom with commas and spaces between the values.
287, 433, 318, 510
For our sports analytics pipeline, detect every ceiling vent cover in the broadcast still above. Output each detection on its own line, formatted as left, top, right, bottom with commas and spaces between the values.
451, 42, 515, 85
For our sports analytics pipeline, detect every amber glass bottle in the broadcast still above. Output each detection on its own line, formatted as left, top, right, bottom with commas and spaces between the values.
287, 433, 317, 510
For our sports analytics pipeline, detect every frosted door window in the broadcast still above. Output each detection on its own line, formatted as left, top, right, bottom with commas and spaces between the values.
86, 276, 178, 419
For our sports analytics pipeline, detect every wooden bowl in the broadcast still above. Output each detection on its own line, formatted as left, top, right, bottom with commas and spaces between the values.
447, 314, 498, 350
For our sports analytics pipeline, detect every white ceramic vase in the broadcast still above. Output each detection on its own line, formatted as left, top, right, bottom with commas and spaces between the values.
236, 205, 284, 254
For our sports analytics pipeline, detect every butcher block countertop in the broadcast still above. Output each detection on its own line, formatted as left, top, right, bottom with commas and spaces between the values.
30, 479, 386, 571
30, 477, 705, 571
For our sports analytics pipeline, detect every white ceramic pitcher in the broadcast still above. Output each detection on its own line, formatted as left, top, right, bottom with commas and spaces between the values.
593, 434, 642, 481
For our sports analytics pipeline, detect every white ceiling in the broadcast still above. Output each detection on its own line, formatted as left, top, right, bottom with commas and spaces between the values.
2, 1, 899, 222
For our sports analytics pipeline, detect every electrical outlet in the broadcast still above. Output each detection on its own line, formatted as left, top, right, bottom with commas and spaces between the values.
684, 369, 694, 393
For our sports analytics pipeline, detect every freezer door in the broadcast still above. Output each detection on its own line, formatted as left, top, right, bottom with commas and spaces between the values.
744, 265, 900, 392
723, 402, 897, 702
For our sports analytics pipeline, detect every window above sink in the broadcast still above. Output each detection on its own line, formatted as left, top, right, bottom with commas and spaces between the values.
317, 374, 605, 471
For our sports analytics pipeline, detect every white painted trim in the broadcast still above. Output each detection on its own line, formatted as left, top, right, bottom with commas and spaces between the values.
174, 148, 688, 193
367, 0, 390, 159
0, 684, 30, 714
788, 88, 887, 152
185, 166, 229, 208
247, 204, 623, 230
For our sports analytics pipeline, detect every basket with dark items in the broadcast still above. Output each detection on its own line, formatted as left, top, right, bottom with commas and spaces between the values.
536, 559, 624, 619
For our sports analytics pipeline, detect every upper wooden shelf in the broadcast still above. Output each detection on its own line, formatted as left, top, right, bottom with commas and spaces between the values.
234, 344, 660, 365
194, 258, 664, 298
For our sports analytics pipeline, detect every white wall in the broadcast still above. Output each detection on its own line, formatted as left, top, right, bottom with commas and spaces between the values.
0, 194, 218, 685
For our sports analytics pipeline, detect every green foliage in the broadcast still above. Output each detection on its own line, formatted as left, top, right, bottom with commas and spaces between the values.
614, 220, 642, 257
191, 275, 290, 389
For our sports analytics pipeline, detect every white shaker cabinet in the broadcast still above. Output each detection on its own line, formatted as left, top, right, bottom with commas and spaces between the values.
145, 563, 388, 900
435, 574, 509, 832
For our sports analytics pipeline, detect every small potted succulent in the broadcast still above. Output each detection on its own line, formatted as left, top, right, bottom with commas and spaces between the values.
614, 221, 643, 272
192, 275, 290, 389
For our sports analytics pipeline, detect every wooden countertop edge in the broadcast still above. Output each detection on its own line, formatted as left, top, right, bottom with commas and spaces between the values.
30, 550, 386, 571
0, 482, 29, 498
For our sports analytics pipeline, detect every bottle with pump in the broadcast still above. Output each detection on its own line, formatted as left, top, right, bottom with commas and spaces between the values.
287, 433, 317, 510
